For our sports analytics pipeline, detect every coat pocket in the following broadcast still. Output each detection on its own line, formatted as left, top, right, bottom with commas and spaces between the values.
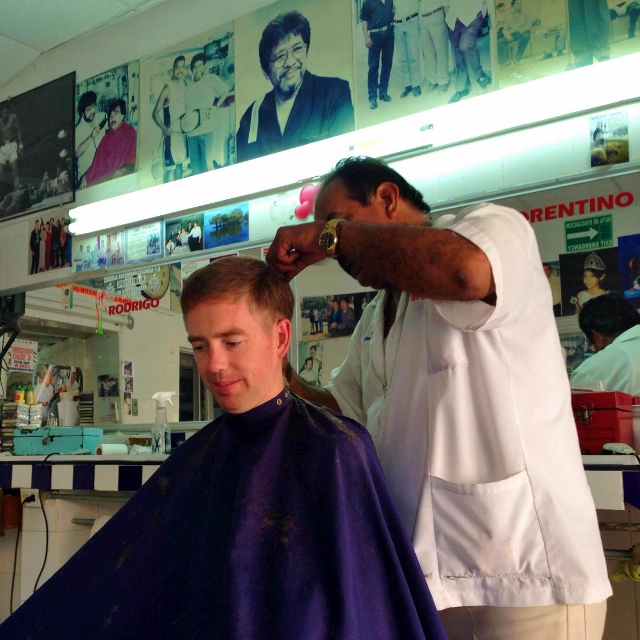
430, 470, 550, 580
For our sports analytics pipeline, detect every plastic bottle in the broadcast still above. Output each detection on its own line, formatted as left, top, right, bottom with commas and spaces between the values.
150, 391, 175, 454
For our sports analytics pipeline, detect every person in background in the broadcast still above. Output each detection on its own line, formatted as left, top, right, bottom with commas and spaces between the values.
571, 251, 608, 314
420, 0, 451, 92
29, 219, 40, 275
444, 0, 492, 103
0, 256, 448, 640
81, 99, 137, 188
152, 55, 188, 182
267, 155, 610, 639
395, 0, 423, 98
75, 91, 107, 187
236, 11, 354, 159
571, 292, 640, 395
360, 0, 395, 109
34, 369, 54, 426
299, 357, 319, 385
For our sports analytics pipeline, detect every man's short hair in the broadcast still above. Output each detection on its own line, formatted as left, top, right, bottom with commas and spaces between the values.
77, 91, 97, 117
191, 52, 207, 72
259, 11, 311, 75
321, 157, 431, 216
579, 292, 640, 342
107, 98, 127, 119
180, 257, 294, 328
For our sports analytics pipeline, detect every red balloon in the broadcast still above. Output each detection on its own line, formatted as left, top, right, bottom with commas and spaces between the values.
294, 201, 313, 219
299, 183, 319, 205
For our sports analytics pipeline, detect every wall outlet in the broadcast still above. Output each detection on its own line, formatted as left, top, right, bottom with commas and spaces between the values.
20, 489, 41, 508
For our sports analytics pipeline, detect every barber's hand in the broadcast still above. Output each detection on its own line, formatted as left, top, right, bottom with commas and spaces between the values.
365, 35, 373, 48
266, 221, 327, 282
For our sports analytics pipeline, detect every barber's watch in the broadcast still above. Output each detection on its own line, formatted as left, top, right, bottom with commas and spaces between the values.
318, 219, 342, 258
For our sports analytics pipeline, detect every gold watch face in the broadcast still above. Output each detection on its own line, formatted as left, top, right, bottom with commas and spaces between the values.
319, 231, 336, 252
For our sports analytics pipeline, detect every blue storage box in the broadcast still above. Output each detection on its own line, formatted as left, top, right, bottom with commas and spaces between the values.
13, 427, 103, 455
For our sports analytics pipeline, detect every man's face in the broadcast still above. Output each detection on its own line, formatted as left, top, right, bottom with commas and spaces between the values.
44, 371, 53, 386
192, 60, 205, 82
109, 106, 124, 130
315, 180, 393, 289
172, 59, 185, 80
267, 34, 308, 98
304, 360, 313, 371
83, 104, 96, 123
340, 300, 349, 311
70, 372, 76, 383
186, 296, 290, 414
309, 347, 316, 358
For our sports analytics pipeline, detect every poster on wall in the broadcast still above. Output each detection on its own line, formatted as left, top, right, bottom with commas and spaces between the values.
352, 0, 492, 128
34, 364, 83, 426
0, 72, 75, 221
299, 291, 375, 341
125, 222, 163, 264
559, 247, 620, 316
203, 202, 249, 250
164, 212, 204, 256
618, 232, 640, 308
75, 62, 140, 189
139, 25, 236, 188
234, 0, 354, 162
72, 231, 124, 273
560, 332, 593, 375
27, 214, 73, 275
495, 0, 569, 89
6, 339, 38, 373
81, 264, 171, 302
589, 111, 629, 167
297, 341, 324, 386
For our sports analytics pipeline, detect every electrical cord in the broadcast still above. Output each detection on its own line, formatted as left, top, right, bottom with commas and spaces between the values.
10, 494, 35, 614
33, 489, 49, 593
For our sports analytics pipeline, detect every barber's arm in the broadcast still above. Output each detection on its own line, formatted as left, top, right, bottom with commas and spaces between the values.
266, 220, 495, 302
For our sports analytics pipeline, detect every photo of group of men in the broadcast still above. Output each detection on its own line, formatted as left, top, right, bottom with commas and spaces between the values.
72, 232, 124, 273
1, 73, 75, 221
75, 63, 139, 189
28, 215, 73, 274
300, 291, 375, 341
164, 212, 204, 256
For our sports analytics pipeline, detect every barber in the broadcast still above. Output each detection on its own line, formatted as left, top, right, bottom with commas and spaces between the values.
572, 292, 640, 395
267, 156, 611, 640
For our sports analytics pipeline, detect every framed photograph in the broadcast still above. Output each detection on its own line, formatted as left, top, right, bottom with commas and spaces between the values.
125, 221, 164, 265
75, 62, 140, 189
139, 25, 236, 187
0, 72, 75, 221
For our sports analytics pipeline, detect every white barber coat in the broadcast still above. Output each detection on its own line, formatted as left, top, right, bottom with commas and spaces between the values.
326, 203, 611, 610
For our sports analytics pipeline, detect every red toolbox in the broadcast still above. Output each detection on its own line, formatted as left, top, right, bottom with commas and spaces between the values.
571, 391, 634, 454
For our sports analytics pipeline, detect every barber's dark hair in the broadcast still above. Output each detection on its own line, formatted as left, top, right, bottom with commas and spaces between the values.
107, 98, 127, 119
259, 11, 311, 75
578, 292, 640, 342
321, 157, 431, 216
77, 91, 97, 118
190, 52, 207, 71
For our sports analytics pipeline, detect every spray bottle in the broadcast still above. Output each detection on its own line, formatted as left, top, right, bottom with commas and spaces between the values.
151, 391, 175, 454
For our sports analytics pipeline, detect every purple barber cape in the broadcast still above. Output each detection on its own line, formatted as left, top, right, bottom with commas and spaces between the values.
0, 390, 447, 640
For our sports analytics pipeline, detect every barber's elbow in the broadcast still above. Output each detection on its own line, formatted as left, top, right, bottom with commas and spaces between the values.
452, 260, 495, 300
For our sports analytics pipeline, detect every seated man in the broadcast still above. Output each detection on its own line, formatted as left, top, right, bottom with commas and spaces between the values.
571, 292, 640, 395
0, 257, 446, 640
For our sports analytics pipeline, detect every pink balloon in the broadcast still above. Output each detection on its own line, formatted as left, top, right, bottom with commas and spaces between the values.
299, 183, 319, 205
294, 201, 313, 219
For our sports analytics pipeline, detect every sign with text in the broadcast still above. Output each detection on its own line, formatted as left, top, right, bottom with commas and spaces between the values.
565, 215, 613, 252
6, 339, 38, 373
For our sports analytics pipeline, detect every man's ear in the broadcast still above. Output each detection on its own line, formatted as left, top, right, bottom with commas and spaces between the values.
590, 330, 606, 351
375, 182, 401, 220
275, 318, 292, 359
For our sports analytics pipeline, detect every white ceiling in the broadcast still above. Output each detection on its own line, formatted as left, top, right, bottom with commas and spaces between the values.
0, 0, 170, 88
